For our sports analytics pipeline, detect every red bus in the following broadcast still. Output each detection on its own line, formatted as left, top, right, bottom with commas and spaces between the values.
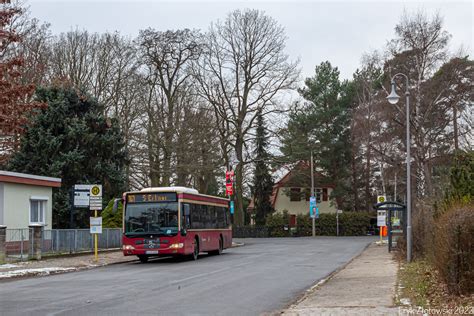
119, 187, 232, 263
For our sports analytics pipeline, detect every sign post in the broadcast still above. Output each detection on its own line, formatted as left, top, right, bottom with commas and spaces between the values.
89, 184, 102, 262
336, 210, 342, 236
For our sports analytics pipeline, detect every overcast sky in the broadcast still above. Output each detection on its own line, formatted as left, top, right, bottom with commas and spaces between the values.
27, 0, 473, 80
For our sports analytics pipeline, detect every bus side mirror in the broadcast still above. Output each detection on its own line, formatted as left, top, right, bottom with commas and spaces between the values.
180, 228, 187, 236
112, 198, 121, 213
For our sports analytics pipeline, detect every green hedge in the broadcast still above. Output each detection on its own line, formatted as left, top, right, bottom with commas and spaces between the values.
266, 211, 372, 237
265, 211, 291, 237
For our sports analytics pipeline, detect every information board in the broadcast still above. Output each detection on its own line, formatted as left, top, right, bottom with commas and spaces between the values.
377, 210, 386, 227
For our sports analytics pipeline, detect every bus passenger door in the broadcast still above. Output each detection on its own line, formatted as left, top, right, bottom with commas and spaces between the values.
182, 203, 191, 230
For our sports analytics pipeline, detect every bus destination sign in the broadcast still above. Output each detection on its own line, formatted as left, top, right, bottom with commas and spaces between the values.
127, 192, 177, 203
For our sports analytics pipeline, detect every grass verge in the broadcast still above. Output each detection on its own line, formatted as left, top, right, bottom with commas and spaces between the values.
397, 259, 473, 309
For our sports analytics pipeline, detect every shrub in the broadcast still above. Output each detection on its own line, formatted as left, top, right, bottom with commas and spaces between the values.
433, 203, 474, 295
102, 198, 123, 228
295, 212, 371, 236
266, 210, 290, 237
398, 202, 436, 260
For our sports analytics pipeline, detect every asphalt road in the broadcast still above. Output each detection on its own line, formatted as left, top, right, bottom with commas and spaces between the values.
0, 237, 375, 316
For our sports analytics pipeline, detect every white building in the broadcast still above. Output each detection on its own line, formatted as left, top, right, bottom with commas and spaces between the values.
248, 161, 337, 226
0, 171, 61, 229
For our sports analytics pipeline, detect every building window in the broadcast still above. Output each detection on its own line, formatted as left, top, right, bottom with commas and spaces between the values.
323, 188, 328, 201
290, 188, 301, 201
315, 189, 322, 203
30, 198, 47, 225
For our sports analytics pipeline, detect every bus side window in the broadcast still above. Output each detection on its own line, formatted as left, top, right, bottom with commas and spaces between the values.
183, 203, 191, 229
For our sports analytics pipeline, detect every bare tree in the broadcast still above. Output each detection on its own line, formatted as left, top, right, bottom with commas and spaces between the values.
351, 52, 384, 210
387, 10, 453, 197
368, 10, 474, 201
137, 28, 203, 186
0, 3, 44, 165
193, 9, 299, 225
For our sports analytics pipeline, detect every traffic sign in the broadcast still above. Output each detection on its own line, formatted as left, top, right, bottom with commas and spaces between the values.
377, 195, 386, 203
74, 184, 91, 208
89, 184, 103, 210
90, 217, 102, 234
90, 185, 102, 197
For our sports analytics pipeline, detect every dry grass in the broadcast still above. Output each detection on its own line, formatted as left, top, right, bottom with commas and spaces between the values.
398, 259, 474, 309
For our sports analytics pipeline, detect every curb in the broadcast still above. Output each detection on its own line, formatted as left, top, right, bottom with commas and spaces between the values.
279, 241, 374, 313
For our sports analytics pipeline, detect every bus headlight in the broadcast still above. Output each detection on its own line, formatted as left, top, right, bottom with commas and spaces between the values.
123, 245, 135, 250
169, 243, 184, 249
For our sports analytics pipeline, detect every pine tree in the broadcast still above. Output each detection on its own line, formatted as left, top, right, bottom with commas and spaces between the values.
252, 110, 274, 226
8, 86, 128, 228
446, 151, 473, 203
281, 61, 354, 209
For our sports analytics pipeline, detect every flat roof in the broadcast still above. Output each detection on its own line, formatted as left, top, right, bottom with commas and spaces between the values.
0, 170, 62, 188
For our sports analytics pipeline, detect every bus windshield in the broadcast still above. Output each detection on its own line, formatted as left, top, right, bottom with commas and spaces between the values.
124, 202, 178, 237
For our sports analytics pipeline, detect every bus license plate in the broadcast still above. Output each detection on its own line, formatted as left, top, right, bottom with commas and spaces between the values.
146, 250, 159, 255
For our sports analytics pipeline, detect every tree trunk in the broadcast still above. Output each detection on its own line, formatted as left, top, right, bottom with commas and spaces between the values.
365, 143, 372, 212
148, 131, 161, 187
351, 142, 359, 211
234, 161, 244, 226
422, 160, 434, 197
453, 105, 459, 151
234, 132, 245, 226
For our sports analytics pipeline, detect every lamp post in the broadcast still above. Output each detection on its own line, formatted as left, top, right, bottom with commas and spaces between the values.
386, 73, 412, 263
311, 150, 315, 237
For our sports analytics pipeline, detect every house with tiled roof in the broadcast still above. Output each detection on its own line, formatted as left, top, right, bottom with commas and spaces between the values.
248, 161, 337, 225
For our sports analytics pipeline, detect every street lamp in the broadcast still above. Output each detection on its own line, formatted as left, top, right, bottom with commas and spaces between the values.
386, 73, 412, 263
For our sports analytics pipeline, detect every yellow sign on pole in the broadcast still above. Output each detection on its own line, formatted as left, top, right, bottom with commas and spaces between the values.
89, 184, 102, 262
377, 195, 386, 203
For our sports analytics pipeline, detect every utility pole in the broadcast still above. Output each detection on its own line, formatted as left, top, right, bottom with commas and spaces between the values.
387, 73, 412, 262
311, 151, 315, 237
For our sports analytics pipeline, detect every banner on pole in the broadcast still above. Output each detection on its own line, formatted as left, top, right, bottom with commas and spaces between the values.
309, 196, 316, 218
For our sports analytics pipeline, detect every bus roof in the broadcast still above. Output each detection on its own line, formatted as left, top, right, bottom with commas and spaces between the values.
140, 186, 199, 194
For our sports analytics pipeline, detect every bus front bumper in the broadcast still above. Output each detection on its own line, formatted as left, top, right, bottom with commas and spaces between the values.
122, 244, 186, 256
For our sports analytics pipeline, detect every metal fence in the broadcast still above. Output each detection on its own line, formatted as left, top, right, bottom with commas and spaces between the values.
5, 228, 122, 261
232, 226, 270, 238
5, 228, 31, 260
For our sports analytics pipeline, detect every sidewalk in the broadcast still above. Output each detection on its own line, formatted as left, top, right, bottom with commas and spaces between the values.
283, 243, 400, 316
